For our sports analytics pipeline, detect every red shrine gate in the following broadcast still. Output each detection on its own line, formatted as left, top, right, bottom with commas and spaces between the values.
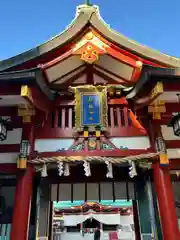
0, 3, 180, 240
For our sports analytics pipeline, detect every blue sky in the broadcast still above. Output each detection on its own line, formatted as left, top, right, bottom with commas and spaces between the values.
0, 0, 180, 60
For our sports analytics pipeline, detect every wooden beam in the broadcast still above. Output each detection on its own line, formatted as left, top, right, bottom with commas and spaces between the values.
41, 49, 73, 70
135, 82, 164, 110
163, 82, 180, 92
86, 64, 93, 84
0, 163, 18, 173
35, 125, 148, 138
37, 148, 154, 158
105, 47, 142, 82
164, 103, 180, 114
0, 144, 20, 153
152, 118, 170, 125
94, 68, 126, 85
0, 107, 18, 116
106, 47, 138, 68
51, 65, 86, 86
95, 64, 131, 84
108, 97, 128, 105
0, 84, 21, 95
166, 140, 180, 149
131, 66, 142, 82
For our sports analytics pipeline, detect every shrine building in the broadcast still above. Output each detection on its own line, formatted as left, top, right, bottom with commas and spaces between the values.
0, 3, 180, 240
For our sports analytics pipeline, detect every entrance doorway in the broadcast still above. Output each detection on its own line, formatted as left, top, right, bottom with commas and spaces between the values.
35, 166, 142, 240
52, 200, 135, 240
84, 218, 100, 230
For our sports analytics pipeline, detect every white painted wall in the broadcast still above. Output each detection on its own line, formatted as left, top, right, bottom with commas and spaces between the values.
161, 125, 179, 140
167, 149, 180, 159
157, 92, 180, 103
160, 125, 180, 159
0, 153, 19, 163
35, 136, 150, 153
111, 137, 150, 150
0, 128, 21, 163
35, 139, 74, 152
0, 128, 22, 145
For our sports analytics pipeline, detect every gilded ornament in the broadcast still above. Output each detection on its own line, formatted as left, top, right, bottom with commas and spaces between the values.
17, 156, 27, 169
151, 82, 163, 99
81, 44, 99, 64
73, 33, 106, 63
85, 32, 94, 40
159, 153, 169, 165
18, 106, 35, 123
95, 131, 101, 137
136, 61, 142, 68
21, 85, 33, 103
88, 138, 97, 150
84, 131, 89, 138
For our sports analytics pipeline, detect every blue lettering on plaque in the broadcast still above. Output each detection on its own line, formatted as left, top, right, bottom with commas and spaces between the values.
82, 95, 100, 125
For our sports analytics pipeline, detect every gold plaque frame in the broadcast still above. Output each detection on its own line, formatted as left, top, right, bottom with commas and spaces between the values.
74, 85, 108, 130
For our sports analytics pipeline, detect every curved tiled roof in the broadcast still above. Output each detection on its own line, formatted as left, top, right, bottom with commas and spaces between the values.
0, 4, 180, 71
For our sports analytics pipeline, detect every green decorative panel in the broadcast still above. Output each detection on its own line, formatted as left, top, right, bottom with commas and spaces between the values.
88, 138, 97, 151
71, 143, 84, 151
101, 143, 114, 150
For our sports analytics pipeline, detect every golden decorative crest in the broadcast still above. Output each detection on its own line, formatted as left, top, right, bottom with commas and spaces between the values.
72, 31, 108, 64
81, 44, 99, 64
136, 61, 142, 68
74, 42, 105, 64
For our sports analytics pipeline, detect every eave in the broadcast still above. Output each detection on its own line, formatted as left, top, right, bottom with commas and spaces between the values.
0, 68, 54, 113
0, 68, 54, 100
127, 65, 180, 100
0, 5, 180, 72
40, 31, 142, 87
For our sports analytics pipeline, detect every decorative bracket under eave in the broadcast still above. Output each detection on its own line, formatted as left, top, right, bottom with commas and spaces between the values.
19, 85, 35, 123
148, 82, 165, 119
135, 81, 164, 115
18, 106, 35, 123
148, 100, 166, 120
20, 85, 52, 114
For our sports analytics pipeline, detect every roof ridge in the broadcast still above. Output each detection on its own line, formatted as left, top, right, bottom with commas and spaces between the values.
0, 3, 180, 71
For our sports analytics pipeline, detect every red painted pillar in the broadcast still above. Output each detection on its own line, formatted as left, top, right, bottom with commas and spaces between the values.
153, 163, 179, 240
11, 120, 35, 240
10, 165, 33, 240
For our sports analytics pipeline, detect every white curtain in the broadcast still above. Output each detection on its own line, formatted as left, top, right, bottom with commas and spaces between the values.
63, 213, 133, 226
64, 215, 85, 226
120, 215, 134, 225
93, 214, 120, 225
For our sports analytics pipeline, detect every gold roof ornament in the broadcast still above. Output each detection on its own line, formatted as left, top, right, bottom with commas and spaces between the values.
72, 31, 108, 64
